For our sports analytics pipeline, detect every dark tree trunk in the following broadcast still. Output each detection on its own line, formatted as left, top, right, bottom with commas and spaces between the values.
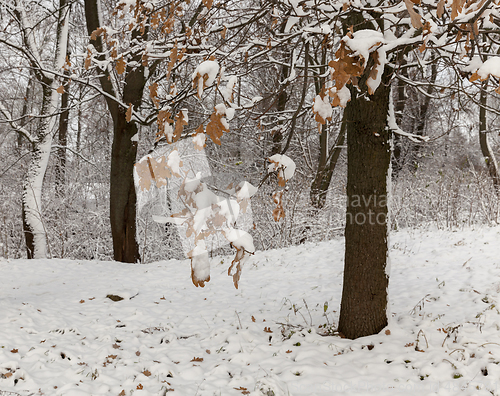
391, 67, 406, 176
310, 119, 346, 209
479, 81, 500, 192
310, 46, 346, 209
55, 76, 69, 197
338, 66, 392, 339
18, 78, 33, 150
109, 113, 140, 262
22, 205, 34, 259
85, 0, 141, 262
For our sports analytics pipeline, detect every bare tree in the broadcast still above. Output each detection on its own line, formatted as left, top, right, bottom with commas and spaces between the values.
0, 0, 71, 258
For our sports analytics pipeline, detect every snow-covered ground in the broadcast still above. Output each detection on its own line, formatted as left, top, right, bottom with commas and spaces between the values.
1, 227, 500, 396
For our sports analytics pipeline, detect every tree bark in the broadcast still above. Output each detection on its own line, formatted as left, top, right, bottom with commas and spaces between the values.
16, 0, 70, 258
55, 73, 70, 197
310, 119, 346, 209
338, 66, 392, 339
109, 112, 140, 262
85, 0, 141, 262
479, 80, 500, 192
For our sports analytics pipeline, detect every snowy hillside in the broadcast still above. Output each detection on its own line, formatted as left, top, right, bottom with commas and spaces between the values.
1, 227, 500, 396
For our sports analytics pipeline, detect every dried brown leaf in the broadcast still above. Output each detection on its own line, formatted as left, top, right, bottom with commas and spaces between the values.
116, 56, 126, 75
451, 0, 466, 20
84, 48, 92, 70
404, 0, 423, 28
437, 0, 445, 18
206, 110, 229, 145
191, 357, 204, 362
149, 82, 160, 108
329, 42, 364, 90
125, 104, 133, 123
174, 111, 188, 142
142, 370, 151, 377
90, 27, 105, 41
168, 46, 178, 77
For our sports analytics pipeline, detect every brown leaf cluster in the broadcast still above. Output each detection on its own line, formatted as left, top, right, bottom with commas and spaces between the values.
206, 108, 229, 145
329, 41, 364, 91
174, 111, 188, 142
135, 153, 183, 191
272, 191, 285, 222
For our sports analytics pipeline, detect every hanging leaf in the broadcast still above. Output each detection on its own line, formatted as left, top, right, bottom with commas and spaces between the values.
149, 82, 160, 108
116, 56, 126, 74
173, 110, 188, 142
312, 88, 333, 126
437, 0, 445, 18
125, 104, 133, 122
57, 85, 65, 94
451, 0, 466, 20
206, 109, 229, 145
404, 0, 423, 28
329, 42, 364, 90
90, 27, 106, 41
84, 48, 92, 70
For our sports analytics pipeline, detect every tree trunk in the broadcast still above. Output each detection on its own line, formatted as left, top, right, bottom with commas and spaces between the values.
391, 67, 406, 176
110, 112, 140, 262
310, 46, 346, 210
55, 75, 69, 197
85, 0, 142, 262
22, 83, 58, 259
310, 119, 346, 209
18, 0, 70, 259
479, 80, 500, 192
338, 66, 392, 339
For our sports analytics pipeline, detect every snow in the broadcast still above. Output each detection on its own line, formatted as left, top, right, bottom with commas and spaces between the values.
336, 86, 351, 106
366, 47, 386, 95
224, 229, 255, 253
1, 227, 500, 395
268, 154, 296, 182
192, 132, 206, 148
474, 57, 500, 80
344, 30, 385, 67
312, 94, 332, 121
192, 61, 219, 97
222, 76, 238, 103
